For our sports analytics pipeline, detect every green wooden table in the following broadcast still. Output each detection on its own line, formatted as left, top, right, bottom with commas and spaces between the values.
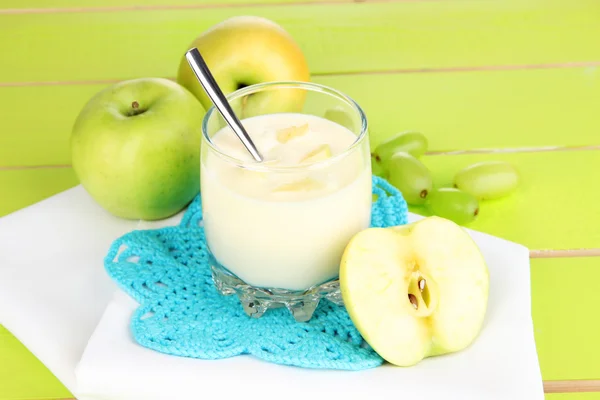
1, 0, 600, 398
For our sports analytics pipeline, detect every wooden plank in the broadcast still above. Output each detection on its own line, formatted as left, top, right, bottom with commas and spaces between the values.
413, 150, 600, 250
0, 83, 99, 167
0, 332, 72, 399
317, 68, 600, 153
532, 257, 600, 382
0, 0, 342, 10
0, 1, 599, 83
0, 168, 78, 217
2, 67, 600, 167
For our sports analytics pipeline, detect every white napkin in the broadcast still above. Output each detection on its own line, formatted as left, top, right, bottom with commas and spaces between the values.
0, 186, 545, 399
0, 186, 181, 395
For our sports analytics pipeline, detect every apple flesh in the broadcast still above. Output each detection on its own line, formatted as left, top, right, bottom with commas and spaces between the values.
70, 77, 206, 220
340, 216, 489, 367
177, 16, 310, 118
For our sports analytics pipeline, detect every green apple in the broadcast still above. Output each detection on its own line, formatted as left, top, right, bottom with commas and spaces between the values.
70, 77, 206, 220
340, 216, 489, 367
177, 16, 310, 118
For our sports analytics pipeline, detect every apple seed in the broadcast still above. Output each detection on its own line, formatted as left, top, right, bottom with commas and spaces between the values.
408, 294, 418, 309
418, 278, 426, 292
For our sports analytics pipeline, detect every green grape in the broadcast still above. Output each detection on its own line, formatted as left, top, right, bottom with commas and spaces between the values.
454, 161, 519, 200
427, 188, 479, 225
373, 131, 428, 163
386, 152, 432, 205
371, 153, 387, 178
324, 106, 355, 131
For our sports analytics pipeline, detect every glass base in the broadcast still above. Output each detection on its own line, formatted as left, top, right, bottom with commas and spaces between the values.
209, 258, 344, 323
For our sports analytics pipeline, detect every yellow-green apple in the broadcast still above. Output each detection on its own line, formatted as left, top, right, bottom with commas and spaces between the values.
340, 216, 489, 367
70, 77, 206, 220
177, 16, 310, 118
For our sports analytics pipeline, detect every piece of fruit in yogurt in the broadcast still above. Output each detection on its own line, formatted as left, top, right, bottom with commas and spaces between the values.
276, 123, 309, 143
300, 144, 332, 164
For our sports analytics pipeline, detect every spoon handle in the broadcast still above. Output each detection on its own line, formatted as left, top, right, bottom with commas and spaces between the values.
185, 47, 263, 162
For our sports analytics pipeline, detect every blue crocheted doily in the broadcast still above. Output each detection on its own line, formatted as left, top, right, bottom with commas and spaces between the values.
104, 176, 408, 371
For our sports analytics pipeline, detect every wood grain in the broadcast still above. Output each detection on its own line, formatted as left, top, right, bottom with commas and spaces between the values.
1, 1, 599, 83
3, 67, 600, 167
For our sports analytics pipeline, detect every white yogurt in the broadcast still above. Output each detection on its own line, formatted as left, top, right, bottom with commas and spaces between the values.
201, 113, 371, 291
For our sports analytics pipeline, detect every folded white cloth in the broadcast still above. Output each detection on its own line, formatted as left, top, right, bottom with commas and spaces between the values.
0, 186, 545, 399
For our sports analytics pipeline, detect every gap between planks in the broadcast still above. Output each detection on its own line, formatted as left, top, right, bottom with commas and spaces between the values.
2, 61, 600, 88
544, 380, 600, 394
425, 144, 600, 156
530, 249, 600, 258
0, 0, 433, 15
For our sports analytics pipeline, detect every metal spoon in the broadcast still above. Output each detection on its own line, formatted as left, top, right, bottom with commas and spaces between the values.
185, 47, 263, 162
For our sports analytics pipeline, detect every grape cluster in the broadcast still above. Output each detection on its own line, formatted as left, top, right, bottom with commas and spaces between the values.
371, 131, 519, 225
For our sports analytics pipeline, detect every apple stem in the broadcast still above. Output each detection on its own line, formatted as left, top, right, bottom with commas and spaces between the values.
128, 101, 147, 117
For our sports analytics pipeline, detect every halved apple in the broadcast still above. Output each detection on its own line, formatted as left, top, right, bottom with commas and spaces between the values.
339, 216, 489, 367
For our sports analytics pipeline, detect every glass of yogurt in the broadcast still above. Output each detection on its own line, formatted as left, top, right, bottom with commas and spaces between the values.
200, 81, 371, 322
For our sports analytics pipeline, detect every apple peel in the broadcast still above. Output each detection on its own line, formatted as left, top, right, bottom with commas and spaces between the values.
340, 216, 489, 367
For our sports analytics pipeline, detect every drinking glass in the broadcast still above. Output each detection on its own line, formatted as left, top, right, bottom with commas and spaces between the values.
200, 81, 371, 322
